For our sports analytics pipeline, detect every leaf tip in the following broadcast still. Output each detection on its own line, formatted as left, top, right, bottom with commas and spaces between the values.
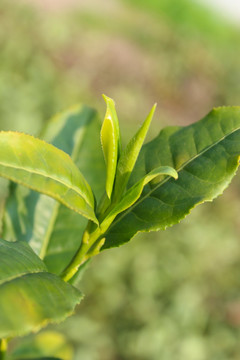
102, 94, 115, 106
150, 103, 157, 116
144, 103, 157, 129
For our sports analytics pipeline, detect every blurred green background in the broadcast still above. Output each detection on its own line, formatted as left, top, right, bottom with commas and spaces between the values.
2, 0, 240, 359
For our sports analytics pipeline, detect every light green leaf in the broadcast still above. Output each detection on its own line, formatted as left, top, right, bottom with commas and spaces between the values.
3, 105, 105, 275
101, 95, 121, 199
102, 166, 177, 229
113, 104, 156, 202
102, 106, 240, 249
0, 131, 97, 223
0, 239, 82, 338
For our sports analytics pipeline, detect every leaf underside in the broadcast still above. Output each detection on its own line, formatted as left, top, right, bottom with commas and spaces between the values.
103, 106, 240, 249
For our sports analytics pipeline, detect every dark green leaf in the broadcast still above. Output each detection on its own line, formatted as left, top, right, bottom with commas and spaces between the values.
103, 107, 240, 249
0, 239, 82, 338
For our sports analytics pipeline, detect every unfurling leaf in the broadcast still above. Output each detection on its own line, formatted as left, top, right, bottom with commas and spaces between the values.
101, 95, 121, 199
113, 104, 156, 202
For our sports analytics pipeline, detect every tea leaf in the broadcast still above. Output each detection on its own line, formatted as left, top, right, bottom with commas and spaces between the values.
103, 166, 177, 228
0, 131, 97, 223
0, 239, 82, 338
101, 95, 121, 199
113, 104, 156, 202
3, 105, 105, 275
103, 106, 240, 249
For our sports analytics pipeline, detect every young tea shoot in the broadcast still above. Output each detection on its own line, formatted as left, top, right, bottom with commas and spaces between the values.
0, 97, 240, 359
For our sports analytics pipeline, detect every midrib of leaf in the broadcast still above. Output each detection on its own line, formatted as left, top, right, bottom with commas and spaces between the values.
0, 271, 47, 287
109, 123, 240, 229
39, 126, 88, 260
0, 161, 91, 207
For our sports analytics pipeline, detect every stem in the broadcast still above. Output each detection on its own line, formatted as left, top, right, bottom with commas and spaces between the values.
0, 339, 7, 360
61, 222, 106, 282
61, 195, 117, 282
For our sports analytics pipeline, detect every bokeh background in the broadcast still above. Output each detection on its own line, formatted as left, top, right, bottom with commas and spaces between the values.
2, 0, 240, 359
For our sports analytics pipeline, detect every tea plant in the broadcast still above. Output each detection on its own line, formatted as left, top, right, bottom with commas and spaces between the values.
0, 96, 240, 359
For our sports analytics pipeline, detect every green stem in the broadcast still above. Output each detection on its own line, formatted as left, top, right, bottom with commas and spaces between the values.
61, 225, 103, 282
0, 339, 7, 360
61, 192, 119, 282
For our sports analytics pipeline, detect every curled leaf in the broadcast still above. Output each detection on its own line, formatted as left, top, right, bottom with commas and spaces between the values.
101, 95, 121, 199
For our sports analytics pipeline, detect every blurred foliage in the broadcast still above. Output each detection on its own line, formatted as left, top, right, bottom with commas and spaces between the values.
11, 331, 73, 360
2, 0, 240, 359
124, 0, 238, 43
